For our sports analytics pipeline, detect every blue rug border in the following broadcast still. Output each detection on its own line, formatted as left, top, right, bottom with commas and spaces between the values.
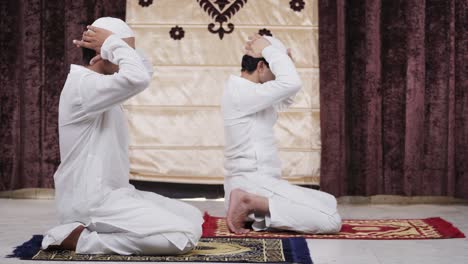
282, 237, 313, 264
8, 235, 313, 263
7, 235, 43, 260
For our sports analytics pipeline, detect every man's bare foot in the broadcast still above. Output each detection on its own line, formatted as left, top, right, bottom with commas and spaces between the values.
226, 189, 254, 234
47, 225, 85, 251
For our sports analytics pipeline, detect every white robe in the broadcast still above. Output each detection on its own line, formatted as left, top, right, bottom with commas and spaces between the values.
42, 35, 203, 255
221, 45, 342, 234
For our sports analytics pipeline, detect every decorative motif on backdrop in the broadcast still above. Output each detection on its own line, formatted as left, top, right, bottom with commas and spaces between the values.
258, 28, 273, 36
139, 0, 153, 7
197, 0, 248, 39
137, 1, 305, 40
170, 26, 185, 40
289, 0, 305, 12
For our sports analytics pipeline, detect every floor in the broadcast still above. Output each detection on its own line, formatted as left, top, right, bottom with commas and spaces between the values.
1, 198, 467, 264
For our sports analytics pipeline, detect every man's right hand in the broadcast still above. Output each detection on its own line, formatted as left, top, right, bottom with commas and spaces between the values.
73, 26, 113, 53
245, 33, 271, 58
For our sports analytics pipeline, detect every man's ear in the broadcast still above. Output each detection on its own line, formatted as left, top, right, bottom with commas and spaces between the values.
122, 37, 135, 49
257, 60, 265, 71
89, 54, 102, 65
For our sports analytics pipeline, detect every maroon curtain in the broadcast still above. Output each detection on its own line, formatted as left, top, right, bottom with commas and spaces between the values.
319, 0, 468, 199
0, 0, 126, 191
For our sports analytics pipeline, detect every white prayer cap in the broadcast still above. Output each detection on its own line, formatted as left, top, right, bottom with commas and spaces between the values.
91, 17, 134, 38
263, 36, 287, 55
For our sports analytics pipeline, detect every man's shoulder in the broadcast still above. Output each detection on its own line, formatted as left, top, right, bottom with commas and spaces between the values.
62, 65, 102, 95
69, 64, 101, 76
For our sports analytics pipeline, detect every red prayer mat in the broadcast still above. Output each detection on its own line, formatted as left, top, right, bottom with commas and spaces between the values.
202, 213, 465, 240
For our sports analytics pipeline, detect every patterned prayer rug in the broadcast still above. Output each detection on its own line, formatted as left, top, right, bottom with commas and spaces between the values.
9, 235, 312, 263
203, 213, 465, 240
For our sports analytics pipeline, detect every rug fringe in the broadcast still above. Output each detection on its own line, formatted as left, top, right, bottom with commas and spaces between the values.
202, 212, 219, 237
423, 217, 466, 238
7, 235, 43, 260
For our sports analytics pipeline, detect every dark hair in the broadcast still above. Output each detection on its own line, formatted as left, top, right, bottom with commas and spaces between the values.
241, 55, 269, 74
82, 47, 96, 65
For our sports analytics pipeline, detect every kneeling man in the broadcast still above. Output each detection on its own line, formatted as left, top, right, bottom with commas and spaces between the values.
221, 34, 342, 234
42, 17, 203, 255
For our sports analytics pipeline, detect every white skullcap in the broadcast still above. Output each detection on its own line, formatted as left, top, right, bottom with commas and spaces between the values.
91, 17, 134, 38
263, 36, 287, 54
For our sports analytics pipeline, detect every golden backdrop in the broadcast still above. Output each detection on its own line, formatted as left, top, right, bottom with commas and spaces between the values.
125, 0, 320, 185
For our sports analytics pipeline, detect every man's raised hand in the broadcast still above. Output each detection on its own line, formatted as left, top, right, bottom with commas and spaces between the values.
245, 34, 271, 58
73, 26, 113, 53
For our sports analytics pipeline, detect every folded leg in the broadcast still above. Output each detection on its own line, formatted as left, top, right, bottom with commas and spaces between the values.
43, 188, 203, 255
225, 177, 342, 234
267, 194, 342, 233
76, 229, 195, 255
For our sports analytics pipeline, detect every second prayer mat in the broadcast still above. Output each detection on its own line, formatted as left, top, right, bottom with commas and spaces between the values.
202, 213, 465, 240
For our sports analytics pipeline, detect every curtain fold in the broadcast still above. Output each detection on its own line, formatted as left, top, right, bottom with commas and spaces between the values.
319, 0, 468, 199
0, 0, 126, 191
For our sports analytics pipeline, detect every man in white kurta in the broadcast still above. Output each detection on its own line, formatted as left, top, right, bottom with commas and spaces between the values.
221, 35, 342, 234
41, 17, 203, 255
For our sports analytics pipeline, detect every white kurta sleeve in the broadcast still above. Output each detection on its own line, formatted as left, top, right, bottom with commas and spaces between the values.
78, 35, 151, 116
274, 96, 295, 112
136, 49, 154, 79
234, 46, 302, 115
